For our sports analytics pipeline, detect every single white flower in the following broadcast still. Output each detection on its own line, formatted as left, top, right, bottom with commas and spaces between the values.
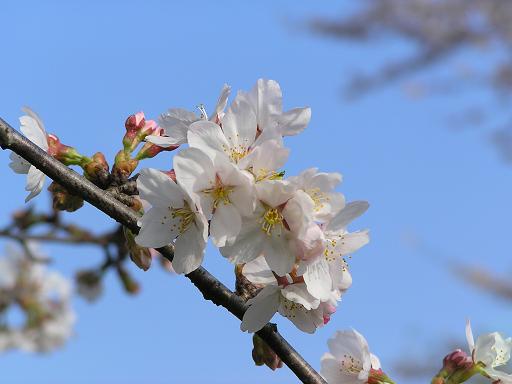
220, 179, 298, 276
9, 107, 49, 202
238, 78, 311, 136
173, 147, 256, 247
240, 256, 330, 334
466, 320, 512, 383
135, 168, 208, 275
321, 329, 381, 384
187, 92, 283, 168
147, 84, 231, 147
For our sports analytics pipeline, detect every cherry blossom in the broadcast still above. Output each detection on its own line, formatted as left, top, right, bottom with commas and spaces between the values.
240, 256, 330, 333
466, 320, 512, 383
321, 329, 381, 384
0, 244, 75, 353
135, 168, 208, 274
220, 179, 298, 276
173, 147, 255, 247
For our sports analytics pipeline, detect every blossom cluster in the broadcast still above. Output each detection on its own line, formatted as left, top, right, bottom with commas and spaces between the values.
134, 79, 370, 333
0, 243, 75, 353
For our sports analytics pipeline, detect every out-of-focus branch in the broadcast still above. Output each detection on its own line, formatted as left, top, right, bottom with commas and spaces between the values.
453, 263, 512, 302
0, 118, 326, 384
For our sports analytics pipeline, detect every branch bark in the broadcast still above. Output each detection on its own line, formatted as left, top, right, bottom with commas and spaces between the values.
0, 117, 326, 384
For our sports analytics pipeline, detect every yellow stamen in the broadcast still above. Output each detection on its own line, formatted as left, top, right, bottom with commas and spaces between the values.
261, 208, 284, 235
170, 202, 195, 234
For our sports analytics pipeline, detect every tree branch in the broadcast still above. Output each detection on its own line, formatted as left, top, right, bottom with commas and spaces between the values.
0, 117, 326, 384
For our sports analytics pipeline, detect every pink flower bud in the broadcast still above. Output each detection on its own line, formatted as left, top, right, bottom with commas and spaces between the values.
47, 134, 87, 165
443, 349, 473, 373
123, 112, 159, 152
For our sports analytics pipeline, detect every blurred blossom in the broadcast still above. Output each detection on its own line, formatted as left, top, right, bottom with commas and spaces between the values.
0, 243, 75, 353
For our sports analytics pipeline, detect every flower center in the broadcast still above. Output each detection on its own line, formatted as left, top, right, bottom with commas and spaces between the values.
340, 354, 363, 375
170, 203, 195, 234
202, 176, 234, 209
222, 135, 250, 163
306, 188, 330, 212
261, 208, 284, 235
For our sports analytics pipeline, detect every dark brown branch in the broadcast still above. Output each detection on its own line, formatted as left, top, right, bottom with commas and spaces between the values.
0, 117, 326, 384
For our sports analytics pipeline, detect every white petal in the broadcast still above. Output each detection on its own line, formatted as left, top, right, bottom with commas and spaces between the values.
329, 258, 353, 292
302, 258, 332, 301
328, 329, 371, 365
9, 152, 30, 174
276, 107, 311, 136
485, 367, 512, 384
285, 306, 321, 334
263, 235, 296, 276
220, 220, 266, 264
335, 230, 370, 255
466, 319, 475, 355
135, 208, 179, 248
145, 135, 180, 148
222, 93, 257, 150
240, 285, 280, 333
370, 353, 381, 370
173, 147, 214, 202
210, 203, 242, 247
20, 107, 48, 151
187, 120, 231, 160
281, 283, 320, 310
172, 223, 207, 274
137, 168, 185, 208
327, 201, 370, 232
252, 79, 283, 131
321, 353, 362, 384
158, 108, 197, 145
240, 139, 289, 177
211, 84, 232, 120
242, 256, 276, 285
25, 166, 45, 202
256, 179, 296, 208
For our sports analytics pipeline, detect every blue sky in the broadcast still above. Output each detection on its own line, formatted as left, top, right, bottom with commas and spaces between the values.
1, 1, 511, 383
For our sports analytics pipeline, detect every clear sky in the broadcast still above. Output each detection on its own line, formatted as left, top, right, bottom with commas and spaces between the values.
1, 1, 511, 383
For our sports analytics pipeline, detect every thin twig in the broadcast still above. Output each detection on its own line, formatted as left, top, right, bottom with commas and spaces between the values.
0, 117, 326, 384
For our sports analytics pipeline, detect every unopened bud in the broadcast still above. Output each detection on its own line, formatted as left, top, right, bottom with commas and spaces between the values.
123, 112, 158, 152
48, 182, 84, 212
369, 368, 395, 384
443, 349, 473, 373
252, 334, 283, 371
112, 150, 139, 182
47, 134, 89, 166
124, 227, 152, 271
75, 270, 103, 302
83, 152, 110, 187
